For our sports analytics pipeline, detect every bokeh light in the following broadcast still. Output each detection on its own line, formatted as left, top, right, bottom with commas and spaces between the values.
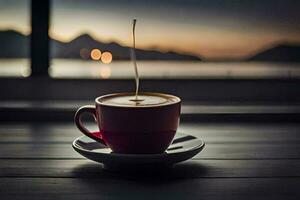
90, 49, 102, 60
100, 66, 111, 79
80, 48, 90, 59
101, 51, 113, 64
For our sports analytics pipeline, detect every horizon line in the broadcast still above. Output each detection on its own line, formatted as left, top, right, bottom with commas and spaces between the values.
1, 28, 300, 61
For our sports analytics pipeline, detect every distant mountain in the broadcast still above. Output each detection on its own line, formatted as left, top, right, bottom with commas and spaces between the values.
2, 30, 300, 62
0, 30, 200, 60
0, 30, 29, 58
249, 44, 300, 62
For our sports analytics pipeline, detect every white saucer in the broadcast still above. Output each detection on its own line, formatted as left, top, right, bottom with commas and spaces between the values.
72, 133, 205, 170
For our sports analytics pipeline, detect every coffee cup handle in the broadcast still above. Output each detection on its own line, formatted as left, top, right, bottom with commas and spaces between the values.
74, 105, 106, 145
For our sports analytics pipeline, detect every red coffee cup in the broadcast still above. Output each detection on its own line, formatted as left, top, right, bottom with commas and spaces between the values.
75, 92, 181, 154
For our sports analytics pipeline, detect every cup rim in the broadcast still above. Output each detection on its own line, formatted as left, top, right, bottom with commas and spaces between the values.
95, 92, 181, 108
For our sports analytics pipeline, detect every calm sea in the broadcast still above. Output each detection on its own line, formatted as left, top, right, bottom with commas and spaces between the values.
1, 58, 300, 79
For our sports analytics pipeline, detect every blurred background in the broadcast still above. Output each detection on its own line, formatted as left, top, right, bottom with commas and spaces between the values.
0, 0, 299, 79
0, 0, 299, 121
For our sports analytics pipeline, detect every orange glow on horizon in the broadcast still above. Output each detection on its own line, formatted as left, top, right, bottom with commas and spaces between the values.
101, 52, 113, 64
90, 49, 102, 60
47, 28, 300, 60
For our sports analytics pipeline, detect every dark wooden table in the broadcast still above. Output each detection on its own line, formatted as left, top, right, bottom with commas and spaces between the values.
1, 122, 300, 199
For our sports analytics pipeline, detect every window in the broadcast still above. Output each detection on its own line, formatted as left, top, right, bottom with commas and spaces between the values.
49, 0, 300, 79
0, 0, 298, 104
0, 0, 30, 77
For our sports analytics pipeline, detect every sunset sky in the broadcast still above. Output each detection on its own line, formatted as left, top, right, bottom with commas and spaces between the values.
0, 0, 300, 60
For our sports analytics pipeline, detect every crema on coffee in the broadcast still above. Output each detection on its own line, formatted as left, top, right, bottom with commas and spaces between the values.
98, 93, 180, 107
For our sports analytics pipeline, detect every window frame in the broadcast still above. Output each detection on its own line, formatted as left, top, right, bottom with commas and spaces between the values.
30, 0, 49, 76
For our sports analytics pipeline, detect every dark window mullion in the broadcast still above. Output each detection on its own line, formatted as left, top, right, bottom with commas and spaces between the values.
30, 0, 49, 76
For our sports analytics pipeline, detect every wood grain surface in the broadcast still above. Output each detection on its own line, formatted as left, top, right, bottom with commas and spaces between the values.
0, 122, 299, 199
